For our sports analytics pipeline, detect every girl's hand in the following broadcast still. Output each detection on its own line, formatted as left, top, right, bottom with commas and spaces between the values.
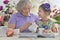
43, 29, 51, 33
52, 27, 57, 33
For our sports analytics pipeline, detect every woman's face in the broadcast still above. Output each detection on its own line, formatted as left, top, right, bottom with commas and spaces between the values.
38, 7, 46, 19
21, 3, 31, 16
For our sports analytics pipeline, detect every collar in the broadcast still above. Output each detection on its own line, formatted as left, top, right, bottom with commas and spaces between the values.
17, 12, 31, 17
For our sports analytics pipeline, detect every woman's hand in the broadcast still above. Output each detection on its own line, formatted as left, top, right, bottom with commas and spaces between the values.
20, 21, 32, 32
6, 28, 15, 37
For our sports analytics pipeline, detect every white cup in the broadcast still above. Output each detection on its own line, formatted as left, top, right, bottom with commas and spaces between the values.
14, 29, 20, 34
38, 28, 44, 35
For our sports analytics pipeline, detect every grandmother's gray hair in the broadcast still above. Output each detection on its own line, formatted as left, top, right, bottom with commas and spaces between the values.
16, 0, 32, 11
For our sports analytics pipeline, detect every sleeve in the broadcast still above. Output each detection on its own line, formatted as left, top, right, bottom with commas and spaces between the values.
8, 14, 16, 24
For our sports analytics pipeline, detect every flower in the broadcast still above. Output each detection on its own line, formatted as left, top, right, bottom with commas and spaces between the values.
0, 16, 4, 22
0, 6, 3, 11
3, 0, 9, 4
42, 3, 50, 11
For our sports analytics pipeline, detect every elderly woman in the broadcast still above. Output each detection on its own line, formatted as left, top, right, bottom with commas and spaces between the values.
6, 0, 39, 37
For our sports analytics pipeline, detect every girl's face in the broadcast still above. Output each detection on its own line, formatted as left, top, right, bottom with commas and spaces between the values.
38, 7, 48, 19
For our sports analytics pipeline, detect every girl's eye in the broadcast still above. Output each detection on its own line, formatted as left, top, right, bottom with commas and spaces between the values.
39, 10, 41, 12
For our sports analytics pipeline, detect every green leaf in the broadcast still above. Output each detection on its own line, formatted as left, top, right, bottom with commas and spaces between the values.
55, 16, 60, 21
55, 21, 60, 24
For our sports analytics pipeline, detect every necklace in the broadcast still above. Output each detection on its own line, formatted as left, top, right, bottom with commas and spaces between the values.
41, 20, 51, 30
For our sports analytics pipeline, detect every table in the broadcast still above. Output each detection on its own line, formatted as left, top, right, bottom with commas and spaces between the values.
0, 26, 60, 40
0, 35, 60, 40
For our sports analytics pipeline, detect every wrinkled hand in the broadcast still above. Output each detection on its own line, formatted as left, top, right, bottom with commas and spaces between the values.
19, 21, 32, 32
6, 28, 15, 37
26, 21, 32, 26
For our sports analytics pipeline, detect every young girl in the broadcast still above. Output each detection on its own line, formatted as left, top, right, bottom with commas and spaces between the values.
36, 3, 58, 33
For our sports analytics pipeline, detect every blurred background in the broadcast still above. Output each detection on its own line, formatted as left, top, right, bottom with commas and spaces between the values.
0, 0, 60, 26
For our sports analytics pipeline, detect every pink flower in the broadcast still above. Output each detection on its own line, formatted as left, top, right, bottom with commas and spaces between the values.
0, 16, 4, 22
